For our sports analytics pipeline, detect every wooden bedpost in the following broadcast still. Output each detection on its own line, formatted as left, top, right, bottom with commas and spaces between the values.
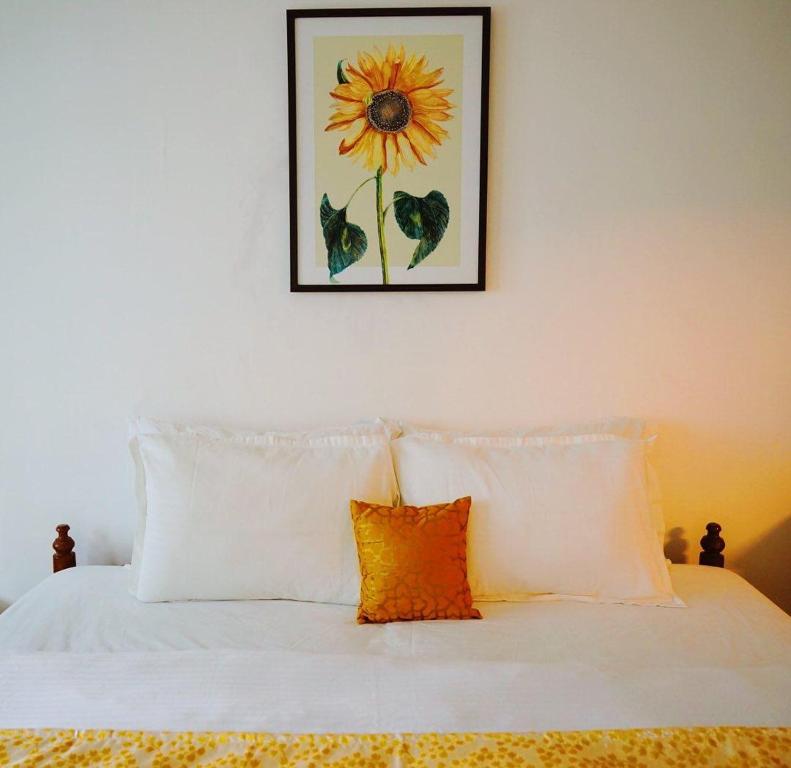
699, 522, 725, 568
53, 524, 76, 573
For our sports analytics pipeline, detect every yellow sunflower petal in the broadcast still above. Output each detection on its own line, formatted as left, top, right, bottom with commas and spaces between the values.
397, 54, 427, 89
357, 51, 387, 91
405, 68, 445, 93
387, 58, 402, 91
363, 127, 377, 170
386, 133, 400, 175
402, 125, 430, 165
411, 102, 454, 116
344, 62, 375, 92
339, 123, 372, 156
383, 44, 407, 91
413, 109, 453, 122
327, 102, 366, 119
404, 124, 440, 161
410, 90, 453, 107
326, 115, 365, 132
330, 79, 369, 101
413, 117, 447, 143
395, 132, 416, 170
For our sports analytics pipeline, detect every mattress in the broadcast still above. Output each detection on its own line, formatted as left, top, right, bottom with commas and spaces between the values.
1, 563, 789, 734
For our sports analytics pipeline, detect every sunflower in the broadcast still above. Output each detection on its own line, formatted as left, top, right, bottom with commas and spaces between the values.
325, 45, 454, 174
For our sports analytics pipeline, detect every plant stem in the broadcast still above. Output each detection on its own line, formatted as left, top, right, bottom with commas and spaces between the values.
375, 166, 390, 285
344, 175, 375, 209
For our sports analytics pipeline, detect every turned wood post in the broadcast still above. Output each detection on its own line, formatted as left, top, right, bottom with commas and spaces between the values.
53, 524, 76, 572
699, 522, 725, 568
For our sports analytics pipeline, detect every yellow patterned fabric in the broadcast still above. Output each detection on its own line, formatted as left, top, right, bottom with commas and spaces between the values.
1, 728, 788, 767
350, 496, 481, 624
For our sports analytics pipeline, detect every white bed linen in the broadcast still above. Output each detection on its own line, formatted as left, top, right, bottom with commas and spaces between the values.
0, 565, 789, 733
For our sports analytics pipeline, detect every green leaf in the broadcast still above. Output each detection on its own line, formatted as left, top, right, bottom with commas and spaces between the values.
320, 193, 368, 277
336, 60, 350, 84
392, 190, 450, 269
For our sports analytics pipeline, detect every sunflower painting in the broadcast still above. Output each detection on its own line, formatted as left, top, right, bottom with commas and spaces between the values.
288, 10, 489, 291
320, 43, 455, 284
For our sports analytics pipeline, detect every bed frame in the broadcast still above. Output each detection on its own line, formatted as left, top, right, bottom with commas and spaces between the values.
52, 524, 76, 572
51, 522, 727, 574
698, 522, 725, 567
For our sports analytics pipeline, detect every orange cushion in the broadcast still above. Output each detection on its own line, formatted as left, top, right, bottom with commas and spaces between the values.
350, 496, 482, 624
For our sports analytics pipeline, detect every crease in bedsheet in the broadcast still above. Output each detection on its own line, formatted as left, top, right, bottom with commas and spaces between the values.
2, 649, 789, 733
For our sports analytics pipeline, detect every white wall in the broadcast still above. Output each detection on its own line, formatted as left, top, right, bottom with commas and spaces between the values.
1, 0, 789, 612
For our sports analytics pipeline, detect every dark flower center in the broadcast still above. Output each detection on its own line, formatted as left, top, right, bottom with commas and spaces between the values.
367, 89, 412, 133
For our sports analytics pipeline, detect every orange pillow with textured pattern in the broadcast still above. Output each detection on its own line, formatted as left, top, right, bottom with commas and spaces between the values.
350, 496, 482, 624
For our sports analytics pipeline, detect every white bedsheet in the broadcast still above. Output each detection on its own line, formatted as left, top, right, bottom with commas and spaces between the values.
0, 564, 789, 732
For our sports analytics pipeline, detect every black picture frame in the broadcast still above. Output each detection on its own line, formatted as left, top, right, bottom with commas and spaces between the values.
287, 7, 490, 292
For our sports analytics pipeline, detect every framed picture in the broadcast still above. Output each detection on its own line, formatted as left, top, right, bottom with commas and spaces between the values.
287, 7, 490, 292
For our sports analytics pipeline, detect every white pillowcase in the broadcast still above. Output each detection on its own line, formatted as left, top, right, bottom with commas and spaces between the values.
129, 418, 397, 603
391, 418, 666, 552
391, 431, 680, 606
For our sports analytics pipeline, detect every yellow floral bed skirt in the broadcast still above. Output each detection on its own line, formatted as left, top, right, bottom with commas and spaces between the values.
1, 727, 788, 767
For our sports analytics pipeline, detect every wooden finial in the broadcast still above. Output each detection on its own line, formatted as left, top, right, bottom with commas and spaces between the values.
699, 522, 725, 568
53, 524, 76, 573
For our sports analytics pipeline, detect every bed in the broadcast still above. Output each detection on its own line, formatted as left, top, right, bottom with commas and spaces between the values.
1, 554, 789, 766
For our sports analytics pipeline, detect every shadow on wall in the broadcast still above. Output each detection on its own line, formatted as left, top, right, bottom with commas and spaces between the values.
664, 527, 688, 564
651, 421, 790, 617
665, 519, 791, 615
62, 523, 130, 569
84, 526, 130, 567
733, 515, 791, 616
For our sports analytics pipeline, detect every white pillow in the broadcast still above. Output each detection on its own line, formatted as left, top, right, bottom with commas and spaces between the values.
129, 418, 398, 603
391, 432, 680, 606
390, 418, 666, 552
